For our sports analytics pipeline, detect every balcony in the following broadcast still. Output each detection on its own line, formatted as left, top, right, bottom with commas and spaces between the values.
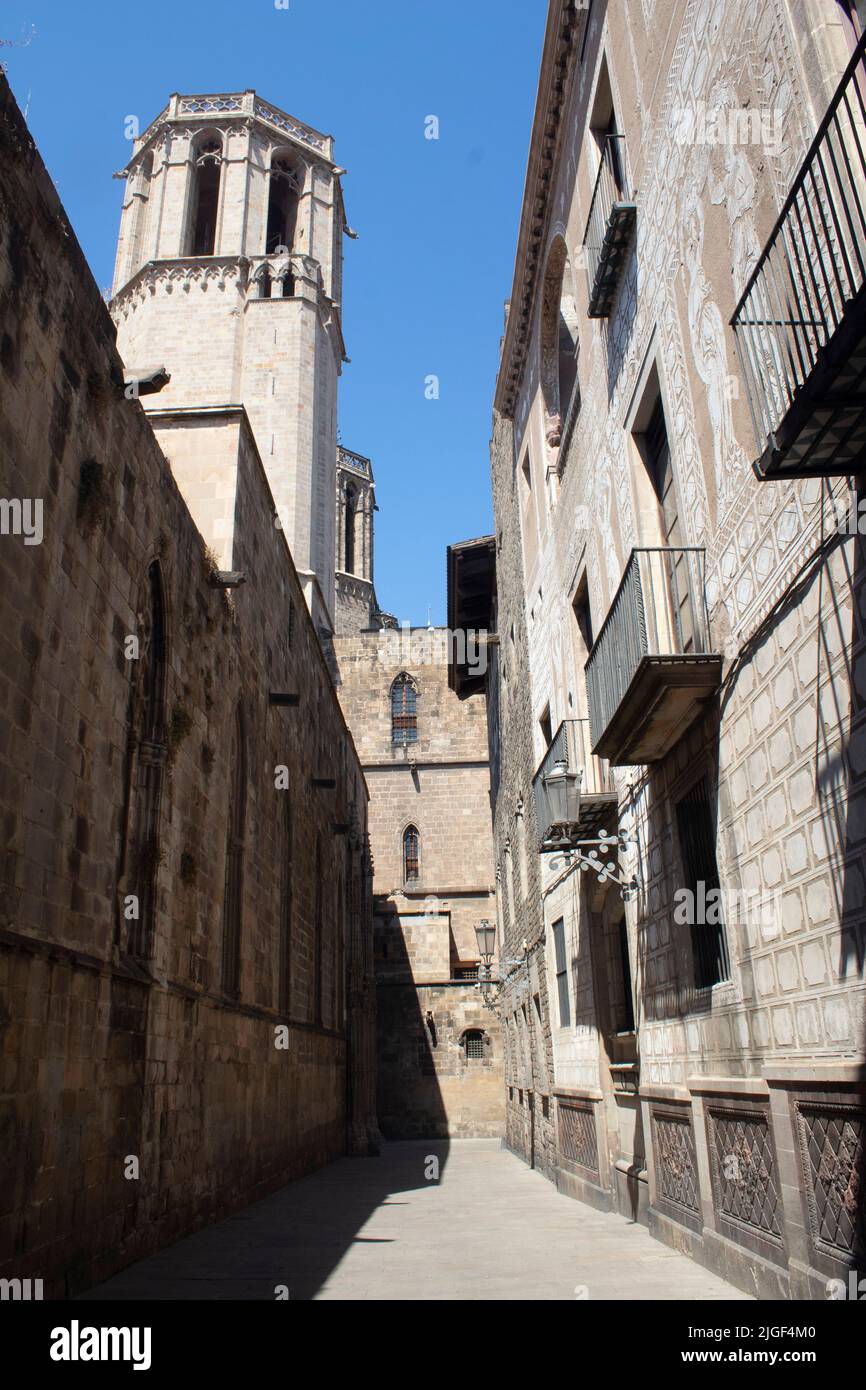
583, 135, 637, 319
731, 31, 866, 479
532, 719, 616, 852
585, 549, 722, 766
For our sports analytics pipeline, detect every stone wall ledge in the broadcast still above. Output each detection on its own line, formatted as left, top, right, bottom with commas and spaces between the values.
762, 1061, 865, 1086
686, 1074, 770, 1098
639, 1083, 692, 1102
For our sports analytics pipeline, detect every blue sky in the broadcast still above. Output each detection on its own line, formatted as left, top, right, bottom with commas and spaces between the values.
2, 1, 544, 624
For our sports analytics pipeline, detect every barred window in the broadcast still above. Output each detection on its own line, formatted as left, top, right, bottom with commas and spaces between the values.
403, 825, 420, 882
391, 674, 418, 744
464, 1030, 485, 1060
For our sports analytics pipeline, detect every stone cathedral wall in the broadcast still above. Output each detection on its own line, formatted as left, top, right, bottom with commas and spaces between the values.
0, 76, 375, 1296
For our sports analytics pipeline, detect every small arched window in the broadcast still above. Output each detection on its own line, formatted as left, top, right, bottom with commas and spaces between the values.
464, 1029, 485, 1060
266, 155, 301, 255
188, 135, 223, 257
391, 674, 418, 745
403, 825, 420, 883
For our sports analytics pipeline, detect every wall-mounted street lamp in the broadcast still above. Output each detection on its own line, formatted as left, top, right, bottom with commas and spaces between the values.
473, 919, 527, 1015
537, 756, 636, 900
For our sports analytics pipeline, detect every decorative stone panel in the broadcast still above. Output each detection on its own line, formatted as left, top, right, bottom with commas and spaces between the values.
707, 1104, 785, 1258
559, 1101, 599, 1177
796, 1101, 865, 1263
651, 1104, 702, 1232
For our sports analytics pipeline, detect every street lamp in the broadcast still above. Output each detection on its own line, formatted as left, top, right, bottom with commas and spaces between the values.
475, 919, 496, 965
540, 757, 582, 829
535, 741, 636, 899
473, 919, 527, 1014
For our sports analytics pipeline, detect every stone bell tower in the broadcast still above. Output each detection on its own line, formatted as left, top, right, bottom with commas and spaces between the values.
110, 91, 349, 628
334, 445, 377, 635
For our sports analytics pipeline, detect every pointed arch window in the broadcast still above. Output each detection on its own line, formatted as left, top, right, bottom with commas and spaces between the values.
391, 674, 418, 745
126, 561, 168, 958
403, 825, 420, 883
221, 705, 247, 996
344, 482, 358, 574
187, 135, 223, 257
257, 265, 273, 299
266, 155, 301, 255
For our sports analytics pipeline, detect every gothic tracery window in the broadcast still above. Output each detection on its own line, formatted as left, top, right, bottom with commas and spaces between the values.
266, 154, 301, 256
344, 483, 358, 574
391, 673, 418, 745
403, 825, 420, 883
188, 134, 223, 257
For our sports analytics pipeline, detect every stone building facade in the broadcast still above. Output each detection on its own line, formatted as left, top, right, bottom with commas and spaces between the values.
334, 561, 503, 1136
0, 78, 378, 1297
488, 0, 866, 1298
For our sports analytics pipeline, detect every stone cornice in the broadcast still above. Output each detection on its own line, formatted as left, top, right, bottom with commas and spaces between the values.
494, 0, 588, 421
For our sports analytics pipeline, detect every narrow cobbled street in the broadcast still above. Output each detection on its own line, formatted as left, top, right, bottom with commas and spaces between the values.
82, 1141, 752, 1302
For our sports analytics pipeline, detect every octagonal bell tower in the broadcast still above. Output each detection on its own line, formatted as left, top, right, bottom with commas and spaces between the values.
111, 91, 349, 627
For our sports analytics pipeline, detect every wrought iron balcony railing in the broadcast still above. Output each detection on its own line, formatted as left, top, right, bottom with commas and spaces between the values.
585, 549, 722, 765
532, 719, 616, 851
583, 134, 637, 318
731, 30, 866, 479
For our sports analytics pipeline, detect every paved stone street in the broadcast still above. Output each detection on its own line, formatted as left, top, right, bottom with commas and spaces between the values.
82, 1140, 752, 1301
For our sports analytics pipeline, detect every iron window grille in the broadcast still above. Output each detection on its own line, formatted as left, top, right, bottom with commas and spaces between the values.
391, 675, 418, 745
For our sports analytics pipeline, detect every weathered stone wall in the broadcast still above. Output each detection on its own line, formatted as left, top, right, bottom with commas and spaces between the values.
376, 979, 503, 1140
0, 75, 377, 1297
